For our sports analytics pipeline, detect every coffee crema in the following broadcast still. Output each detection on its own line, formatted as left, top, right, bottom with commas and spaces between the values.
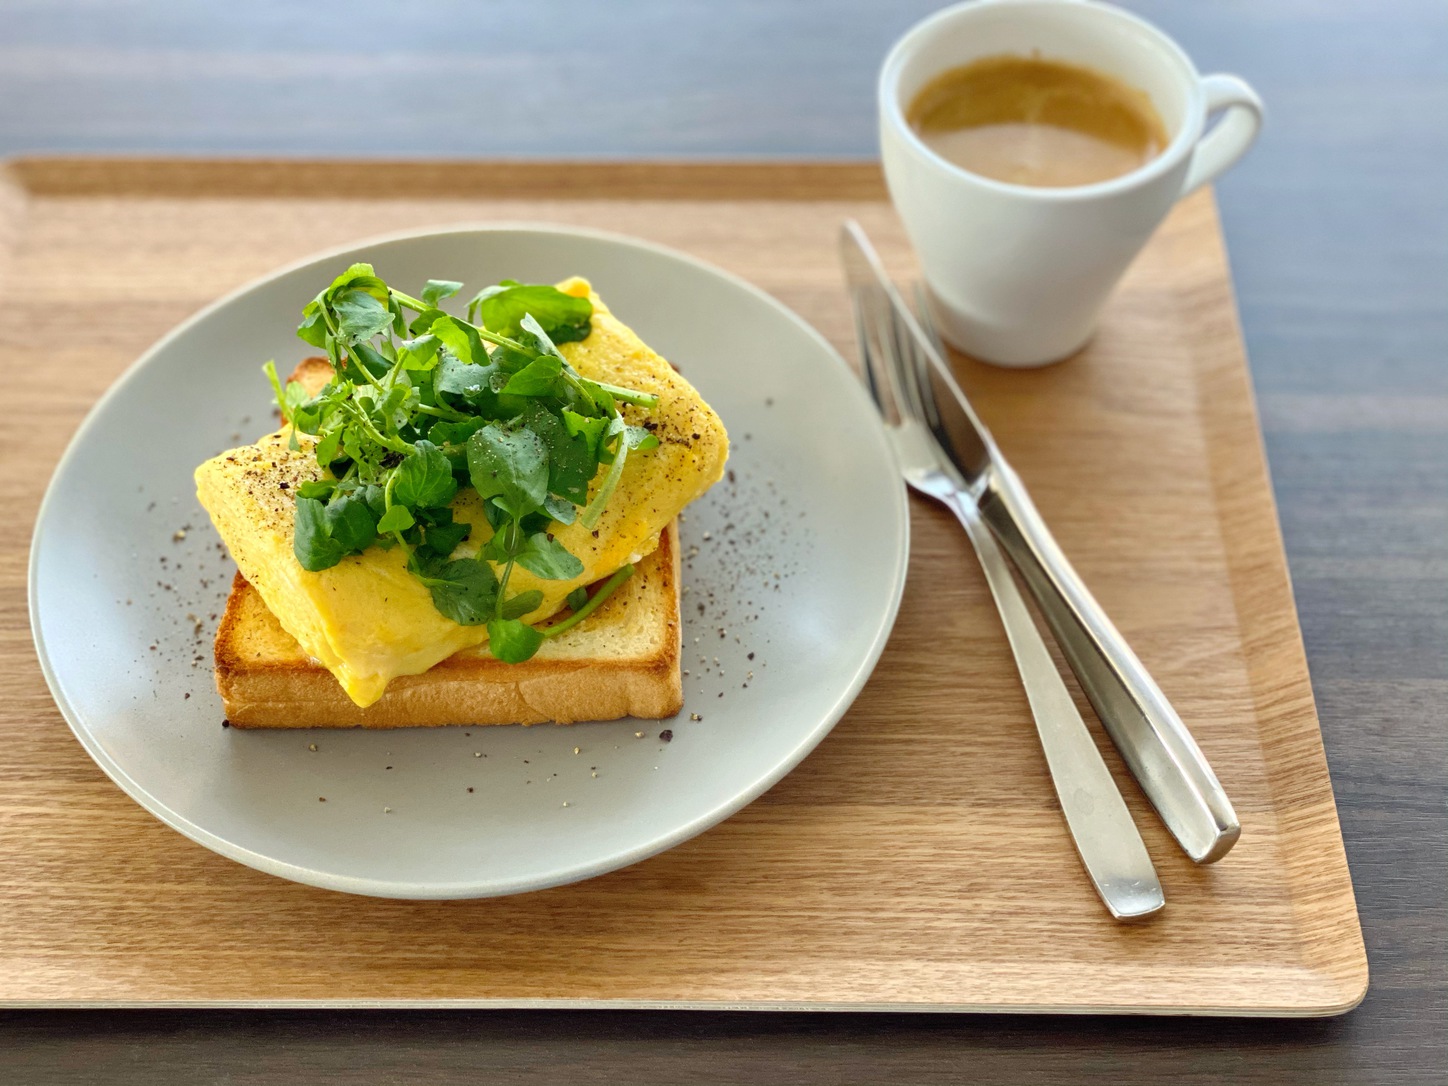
907, 54, 1169, 188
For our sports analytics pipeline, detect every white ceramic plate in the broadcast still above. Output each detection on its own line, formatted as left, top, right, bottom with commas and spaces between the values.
29, 226, 908, 899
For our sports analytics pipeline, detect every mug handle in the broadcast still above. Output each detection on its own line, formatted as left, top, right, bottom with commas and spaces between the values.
1181, 73, 1264, 196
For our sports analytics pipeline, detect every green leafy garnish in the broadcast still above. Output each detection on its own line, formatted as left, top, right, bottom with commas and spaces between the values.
414, 557, 498, 627
376, 505, 415, 534
422, 279, 463, 307
466, 425, 549, 517
499, 589, 544, 620
486, 617, 545, 663
294, 496, 347, 571
516, 533, 586, 580
324, 492, 379, 552
266, 266, 660, 663
468, 280, 593, 343
392, 440, 456, 509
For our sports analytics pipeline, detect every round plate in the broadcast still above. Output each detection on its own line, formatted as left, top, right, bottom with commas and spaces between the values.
29, 226, 908, 899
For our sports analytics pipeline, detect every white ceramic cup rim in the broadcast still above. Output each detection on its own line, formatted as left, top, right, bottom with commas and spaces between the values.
880, 0, 1208, 200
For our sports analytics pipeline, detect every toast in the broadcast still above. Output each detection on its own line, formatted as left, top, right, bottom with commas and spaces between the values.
197, 276, 727, 709
215, 520, 682, 728
211, 353, 686, 728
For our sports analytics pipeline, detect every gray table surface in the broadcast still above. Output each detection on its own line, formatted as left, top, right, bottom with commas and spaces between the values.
2, 1, 1444, 1083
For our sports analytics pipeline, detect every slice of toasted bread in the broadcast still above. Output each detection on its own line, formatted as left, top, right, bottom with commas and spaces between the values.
196, 278, 728, 710
215, 521, 682, 728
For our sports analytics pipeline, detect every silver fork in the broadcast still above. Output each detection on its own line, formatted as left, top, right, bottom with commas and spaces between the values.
850, 252, 1165, 921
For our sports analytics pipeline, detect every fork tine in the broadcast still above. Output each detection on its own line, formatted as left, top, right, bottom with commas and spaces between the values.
906, 284, 945, 430
852, 282, 908, 427
887, 295, 930, 424
850, 286, 889, 420
910, 282, 939, 346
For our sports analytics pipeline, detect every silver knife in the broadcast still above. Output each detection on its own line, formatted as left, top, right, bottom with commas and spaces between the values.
842, 220, 1240, 865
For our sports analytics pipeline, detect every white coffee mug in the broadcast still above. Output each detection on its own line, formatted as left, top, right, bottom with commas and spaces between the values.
880, 0, 1263, 367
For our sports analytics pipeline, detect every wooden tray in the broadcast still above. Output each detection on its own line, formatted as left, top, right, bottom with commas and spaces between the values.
0, 158, 1366, 1014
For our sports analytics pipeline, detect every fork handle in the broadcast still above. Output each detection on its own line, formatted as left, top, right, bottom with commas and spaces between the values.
946, 493, 1164, 920
978, 462, 1241, 864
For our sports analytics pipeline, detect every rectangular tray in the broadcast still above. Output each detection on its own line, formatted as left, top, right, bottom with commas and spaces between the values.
0, 158, 1366, 1014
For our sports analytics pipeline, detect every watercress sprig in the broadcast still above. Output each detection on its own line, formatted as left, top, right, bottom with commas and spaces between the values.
266, 264, 660, 663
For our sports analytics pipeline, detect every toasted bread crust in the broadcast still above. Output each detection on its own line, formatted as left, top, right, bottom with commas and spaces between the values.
215, 523, 683, 728
289, 355, 336, 395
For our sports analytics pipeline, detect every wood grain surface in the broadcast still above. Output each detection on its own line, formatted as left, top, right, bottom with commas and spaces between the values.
0, 3, 1443, 1084
0, 158, 1363, 1015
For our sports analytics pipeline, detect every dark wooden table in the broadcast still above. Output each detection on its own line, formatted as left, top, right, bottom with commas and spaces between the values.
2, 2, 1443, 1082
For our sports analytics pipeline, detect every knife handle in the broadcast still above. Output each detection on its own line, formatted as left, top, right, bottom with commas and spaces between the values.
977, 462, 1241, 864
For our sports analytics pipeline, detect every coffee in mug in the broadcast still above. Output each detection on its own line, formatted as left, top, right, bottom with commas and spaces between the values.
907, 54, 1169, 188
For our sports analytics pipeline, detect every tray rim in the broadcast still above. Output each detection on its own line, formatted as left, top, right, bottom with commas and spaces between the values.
0, 996, 1365, 1016
0, 155, 1367, 1017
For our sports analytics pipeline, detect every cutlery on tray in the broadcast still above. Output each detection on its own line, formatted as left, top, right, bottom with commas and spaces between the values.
841, 220, 1240, 914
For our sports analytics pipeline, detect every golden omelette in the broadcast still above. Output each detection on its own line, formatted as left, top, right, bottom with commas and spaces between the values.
195, 278, 728, 707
